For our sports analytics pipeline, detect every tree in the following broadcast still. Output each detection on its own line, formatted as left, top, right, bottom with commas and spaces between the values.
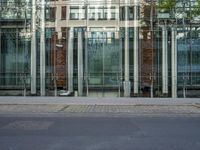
192, 0, 200, 17
157, 0, 176, 11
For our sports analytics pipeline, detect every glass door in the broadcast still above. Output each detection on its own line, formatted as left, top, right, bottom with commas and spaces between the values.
87, 29, 121, 96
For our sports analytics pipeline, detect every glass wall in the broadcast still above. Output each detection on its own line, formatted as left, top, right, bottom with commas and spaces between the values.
177, 27, 200, 89
0, 0, 200, 97
0, 0, 31, 20
0, 28, 31, 88
87, 28, 121, 90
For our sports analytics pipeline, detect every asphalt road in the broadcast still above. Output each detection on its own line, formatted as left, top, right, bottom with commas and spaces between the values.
0, 114, 200, 150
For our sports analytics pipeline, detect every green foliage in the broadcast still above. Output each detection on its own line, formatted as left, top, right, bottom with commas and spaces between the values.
192, 0, 200, 17
157, 0, 176, 10
157, 0, 200, 19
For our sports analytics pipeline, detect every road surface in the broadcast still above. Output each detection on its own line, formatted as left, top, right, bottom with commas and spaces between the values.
0, 113, 200, 150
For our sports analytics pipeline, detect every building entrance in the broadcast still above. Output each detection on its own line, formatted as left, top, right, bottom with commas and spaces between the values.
86, 29, 122, 97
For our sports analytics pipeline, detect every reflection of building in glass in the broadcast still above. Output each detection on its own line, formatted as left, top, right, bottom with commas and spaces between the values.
0, 0, 200, 97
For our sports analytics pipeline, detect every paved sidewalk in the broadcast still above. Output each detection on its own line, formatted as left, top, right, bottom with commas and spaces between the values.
0, 96, 199, 105
0, 104, 200, 115
0, 97, 200, 115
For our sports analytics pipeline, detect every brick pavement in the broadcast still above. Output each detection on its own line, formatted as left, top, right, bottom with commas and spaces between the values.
0, 104, 200, 114
0, 97, 199, 115
0, 97, 200, 105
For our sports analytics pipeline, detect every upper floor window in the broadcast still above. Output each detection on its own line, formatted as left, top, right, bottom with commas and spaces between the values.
110, 7, 116, 20
89, 7, 96, 20
89, 7, 116, 20
120, 6, 139, 20
69, 6, 116, 20
70, 7, 86, 20
70, 7, 79, 20
46, 7, 56, 21
61, 6, 66, 20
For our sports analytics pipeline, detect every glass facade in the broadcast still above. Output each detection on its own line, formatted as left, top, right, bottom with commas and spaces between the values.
0, 28, 31, 89
87, 29, 121, 87
0, 0, 200, 97
1, 0, 31, 20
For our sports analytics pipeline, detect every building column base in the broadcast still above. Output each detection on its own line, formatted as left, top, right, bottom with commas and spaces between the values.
123, 81, 131, 97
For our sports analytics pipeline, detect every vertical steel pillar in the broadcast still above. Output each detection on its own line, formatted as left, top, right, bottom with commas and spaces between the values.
134, 0, 139, 94
85, 2, 89, 96
40, 0, 46, 96
119, 28, 123, 97
15, 29, 20, 85
78, 31, 83, 96
68, 28, 74, 92
0, 28, 1, 84
31, 0, 36, 94
171, 27, 177, 98
162, 26, 168, 94
123, 0, 131, 97
85, 31, 89, 96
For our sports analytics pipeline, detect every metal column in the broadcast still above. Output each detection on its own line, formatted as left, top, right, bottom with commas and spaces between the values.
171, 27, 177, 98
31, 0, 36, 94
16, 29, 19, 85
40, 0, 46, 96
68, 28, 74, 92
85, 3, 89, 96
85, 31, 89, 96
0, 29, 1, 84
134, 0, 139, 94
123, 0, 131, 97
78, 31, 83, 96
162, 26, 168, 94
